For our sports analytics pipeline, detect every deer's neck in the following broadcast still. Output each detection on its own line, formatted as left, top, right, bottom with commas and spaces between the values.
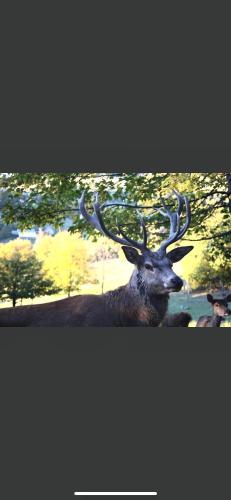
211, 314, 222, 327
105, 270, 169, 326
126, 270, 170, 324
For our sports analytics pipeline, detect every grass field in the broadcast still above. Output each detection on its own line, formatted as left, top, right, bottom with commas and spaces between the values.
0, 258, 230, 327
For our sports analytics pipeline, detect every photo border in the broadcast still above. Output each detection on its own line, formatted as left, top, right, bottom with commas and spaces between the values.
0, 147, 230, 351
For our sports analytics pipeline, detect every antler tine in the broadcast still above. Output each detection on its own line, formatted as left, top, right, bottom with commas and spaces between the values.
173, 189, 184, 215
172, 190, 184, 235
177, 195, 191, 238
159, 191, 191, 253
140, 216, 148, 248
79, 191, 148, 250
158, 195, 178, 236
91, 193, 131, 245
117, 215, 148, 250
79, 191, 102, 232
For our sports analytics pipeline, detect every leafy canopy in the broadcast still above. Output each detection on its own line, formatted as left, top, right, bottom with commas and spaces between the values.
0, 172, 230, 264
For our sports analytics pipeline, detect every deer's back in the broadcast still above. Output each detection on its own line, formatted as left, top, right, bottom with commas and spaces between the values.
0, 295, 109, 327
0, 286, 168, 327
0, 290, 147, 327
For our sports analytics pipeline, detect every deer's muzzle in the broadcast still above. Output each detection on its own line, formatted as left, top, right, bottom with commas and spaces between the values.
168, 276, 183, 292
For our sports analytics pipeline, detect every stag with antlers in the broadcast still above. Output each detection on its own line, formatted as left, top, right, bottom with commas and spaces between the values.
0, 191, 193, 326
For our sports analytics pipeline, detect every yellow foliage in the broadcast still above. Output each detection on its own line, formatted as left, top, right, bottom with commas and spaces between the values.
86, 234, 119, 262
35, 231, 89, 295
0, 239, 33, 260
175, 239, 208, 284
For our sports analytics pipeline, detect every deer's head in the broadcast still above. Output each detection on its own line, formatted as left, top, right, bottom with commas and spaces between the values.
207, 294, 231, 317
79, 190, 193, 295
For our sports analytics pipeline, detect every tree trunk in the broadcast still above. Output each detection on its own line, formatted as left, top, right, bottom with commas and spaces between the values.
227, 173, 231, 212
12, 297, 16, 307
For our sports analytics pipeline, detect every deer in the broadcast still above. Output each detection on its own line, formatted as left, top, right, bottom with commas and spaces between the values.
161, 311, 192, 327
0, 190, 193, 327
196, 293, 231, 327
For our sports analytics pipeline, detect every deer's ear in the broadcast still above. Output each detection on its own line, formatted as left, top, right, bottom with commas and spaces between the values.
167, 246, 194, 263
207, 294, 214, 303
122, 246, 139, 264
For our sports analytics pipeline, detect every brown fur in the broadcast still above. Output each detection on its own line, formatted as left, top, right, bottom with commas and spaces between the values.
160, 312, 192, 327
196, 315, 223, 327
0, 285, 170, 327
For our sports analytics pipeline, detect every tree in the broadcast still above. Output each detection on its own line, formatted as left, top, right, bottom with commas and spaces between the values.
0, 240, 58, 307
0, 190, 18, 242
35, 231, 91, 297
87, 235, 119, 262
171, 233, 231, 291
190, 255, 231, 291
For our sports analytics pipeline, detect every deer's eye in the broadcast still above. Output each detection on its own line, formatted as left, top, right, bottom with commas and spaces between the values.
145, 263, 153, 271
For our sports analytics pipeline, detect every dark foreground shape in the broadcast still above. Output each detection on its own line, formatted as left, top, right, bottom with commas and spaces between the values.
0, 290, 170, 327
0, 191, 193, 327
161, 312, 192, 327
196, 293, 231, 327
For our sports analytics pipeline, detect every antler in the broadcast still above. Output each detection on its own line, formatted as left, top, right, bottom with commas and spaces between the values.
158, 190, 191, 254
79, 191, 148, 251
79, 190, 191, 254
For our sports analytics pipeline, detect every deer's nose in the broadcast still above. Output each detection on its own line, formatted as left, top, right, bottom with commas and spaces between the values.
170, 277, 183, 290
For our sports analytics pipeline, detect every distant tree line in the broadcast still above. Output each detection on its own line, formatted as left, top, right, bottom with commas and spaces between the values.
0, 233, 92, 307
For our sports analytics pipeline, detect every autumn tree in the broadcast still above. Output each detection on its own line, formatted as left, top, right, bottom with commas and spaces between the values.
35, 231, 91, 297
87, 235, 119, 262
0, 240, 58, 307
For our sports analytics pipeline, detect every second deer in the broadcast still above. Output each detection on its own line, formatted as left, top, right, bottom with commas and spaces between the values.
196, 293, 231, 327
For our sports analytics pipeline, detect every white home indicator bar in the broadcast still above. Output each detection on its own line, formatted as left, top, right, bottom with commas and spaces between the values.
74, 493, 157, 496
